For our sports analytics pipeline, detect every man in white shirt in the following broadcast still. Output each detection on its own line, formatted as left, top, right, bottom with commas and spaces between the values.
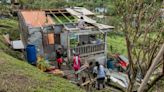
78, 17, 85, 29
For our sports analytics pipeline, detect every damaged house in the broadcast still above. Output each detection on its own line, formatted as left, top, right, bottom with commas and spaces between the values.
18, 7, 114, 63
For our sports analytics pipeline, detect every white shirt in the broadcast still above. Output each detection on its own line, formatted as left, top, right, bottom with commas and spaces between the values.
78, 19, 85, 29
93, 65, 106, 78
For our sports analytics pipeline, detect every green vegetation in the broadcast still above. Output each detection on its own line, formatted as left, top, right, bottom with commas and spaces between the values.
0, 4, 11, 16
0, 18, 19, 39
0, 0, 163, 92
0, 52, 84, 92
0, 18, 23, 59
0, 8, 84, 92
107, 33, 127, 56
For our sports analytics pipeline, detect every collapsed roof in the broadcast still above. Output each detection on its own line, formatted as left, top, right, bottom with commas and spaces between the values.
19, 7, 114, 32
20, 11, 54, 27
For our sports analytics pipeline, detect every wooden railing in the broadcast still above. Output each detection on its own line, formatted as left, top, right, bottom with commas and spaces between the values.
70, 43, 105, 56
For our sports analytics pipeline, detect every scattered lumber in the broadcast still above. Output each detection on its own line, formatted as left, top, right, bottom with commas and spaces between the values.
75, 64, 88, 74
81, 77, 97, 86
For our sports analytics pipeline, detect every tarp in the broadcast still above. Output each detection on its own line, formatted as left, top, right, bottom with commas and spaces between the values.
106, 69, 129, 88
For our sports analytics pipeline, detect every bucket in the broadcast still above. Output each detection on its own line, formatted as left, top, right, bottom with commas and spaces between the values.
26, 45, 37, 64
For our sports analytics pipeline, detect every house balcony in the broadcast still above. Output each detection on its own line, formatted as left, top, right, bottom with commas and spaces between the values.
70, 43, 105, 57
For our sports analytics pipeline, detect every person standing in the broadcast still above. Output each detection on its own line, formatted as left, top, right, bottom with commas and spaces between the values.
93, 62, 106, 90
78, 16, 85, 29
56, 48, 63, 69
73, 53, 81, 80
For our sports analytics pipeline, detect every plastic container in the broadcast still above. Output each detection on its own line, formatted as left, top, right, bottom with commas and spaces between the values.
107, 58, 114, 69
26, 45, 37, 64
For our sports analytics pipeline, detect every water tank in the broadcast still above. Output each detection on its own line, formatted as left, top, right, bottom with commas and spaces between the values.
26, 45, 37, 64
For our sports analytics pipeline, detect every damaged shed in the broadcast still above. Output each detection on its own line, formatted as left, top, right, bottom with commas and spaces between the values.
18, 7, 114, 62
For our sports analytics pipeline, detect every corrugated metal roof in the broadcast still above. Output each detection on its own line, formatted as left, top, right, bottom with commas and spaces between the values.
66, 7, 95, 16
21, 11, 54, 27
20, 8, 114, 30
73, 7, 95, 16
92, 23, 114, 29
66, 8, 81, 16
66, 8, 96, 23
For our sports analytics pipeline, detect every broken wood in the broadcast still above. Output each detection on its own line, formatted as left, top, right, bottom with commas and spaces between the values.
75, 64, 88, 74
81, 77, 97, 86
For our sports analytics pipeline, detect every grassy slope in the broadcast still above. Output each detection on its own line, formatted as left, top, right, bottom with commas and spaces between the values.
0, 51, 84, 92
0, 18, 84, 92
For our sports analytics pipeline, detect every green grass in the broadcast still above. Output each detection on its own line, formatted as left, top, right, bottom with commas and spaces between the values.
0, 18, 84, 92
0, 52, 84, 92
0, 18, 23, 59
107, 33, 127, 56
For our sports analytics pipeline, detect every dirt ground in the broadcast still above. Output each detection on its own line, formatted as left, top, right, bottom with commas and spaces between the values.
50, 59, 123, 92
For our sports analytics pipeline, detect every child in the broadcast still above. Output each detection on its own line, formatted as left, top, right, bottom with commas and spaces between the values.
73, 53, 81, 80
56, 49, 63, 69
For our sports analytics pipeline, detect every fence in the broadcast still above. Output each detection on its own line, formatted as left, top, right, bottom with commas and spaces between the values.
70, 43, 105, 57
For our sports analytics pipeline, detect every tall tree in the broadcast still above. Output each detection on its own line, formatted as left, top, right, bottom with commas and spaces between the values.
113, 0, 164, 92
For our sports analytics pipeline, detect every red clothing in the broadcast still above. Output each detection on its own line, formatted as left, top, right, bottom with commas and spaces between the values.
73, 56, 81, 71
57, 58, 63, 64
119, 61, 127, 67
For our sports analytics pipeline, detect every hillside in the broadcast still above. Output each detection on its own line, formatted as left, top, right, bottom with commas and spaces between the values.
0, 0, 163, 92
0, 16, 85, 92
0, 51, 84, 92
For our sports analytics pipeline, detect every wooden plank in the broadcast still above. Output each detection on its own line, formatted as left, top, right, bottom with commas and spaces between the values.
66, 8, 81, 16
81, 78, 97, 86
67, 32, 71, 60
64, 27, 79, 31
50, 10, 63, 24
46, 12, 70, 14
44, 9, 65, 11
75, 65, 88, 74
59, 10, 73, 23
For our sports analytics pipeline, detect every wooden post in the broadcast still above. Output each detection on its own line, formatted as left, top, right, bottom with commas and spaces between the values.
104, 32, 107, 56
67, 32, 71, 61
138, 44, 164, 92
104, 32, 108, 66
40, 28, 45, 57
